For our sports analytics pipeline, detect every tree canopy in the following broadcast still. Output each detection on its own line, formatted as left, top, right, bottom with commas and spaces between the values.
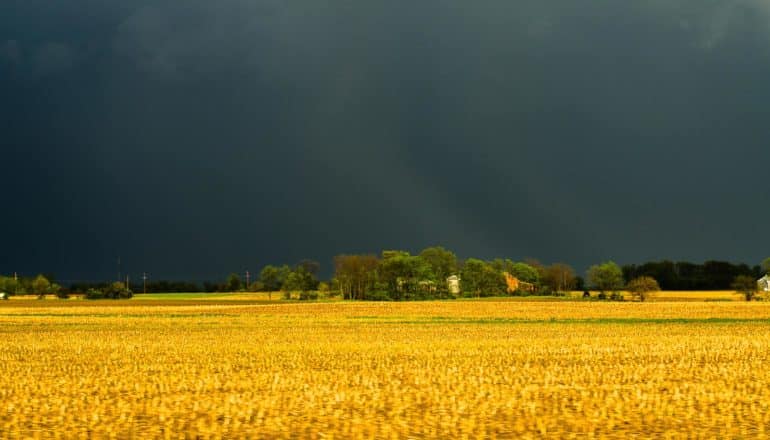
587, 261, 624, 293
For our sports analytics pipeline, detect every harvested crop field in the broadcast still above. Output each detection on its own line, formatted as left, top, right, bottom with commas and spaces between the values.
2, 301, 770, 438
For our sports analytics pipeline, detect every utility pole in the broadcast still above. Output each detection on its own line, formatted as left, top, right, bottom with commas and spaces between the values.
245, 270, 250, 291
126, 275, 130, 291
142, 273, 148, 294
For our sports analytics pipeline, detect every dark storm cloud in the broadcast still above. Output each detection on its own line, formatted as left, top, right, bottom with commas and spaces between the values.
2, 1, 770, 282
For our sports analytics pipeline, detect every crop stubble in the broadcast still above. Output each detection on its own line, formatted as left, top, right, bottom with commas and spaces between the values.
2, 301, 770, 438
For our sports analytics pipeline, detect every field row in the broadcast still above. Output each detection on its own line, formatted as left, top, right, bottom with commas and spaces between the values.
2, 300, 770, 320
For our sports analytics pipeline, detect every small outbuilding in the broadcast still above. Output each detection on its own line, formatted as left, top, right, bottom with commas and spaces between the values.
446, 275, 461, 295
758, 275, 770, 292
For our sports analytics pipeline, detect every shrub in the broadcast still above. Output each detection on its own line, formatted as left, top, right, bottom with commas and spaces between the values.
299, 291, 319, 301
85, 289, 105, 299
626, 276, 660, 302
104, 282, 133, 299
732, 275, 758, 302
317, 282, 331, 299
597, 292, 607, 300
362, 291, 393, 301
84, 283, 133, 300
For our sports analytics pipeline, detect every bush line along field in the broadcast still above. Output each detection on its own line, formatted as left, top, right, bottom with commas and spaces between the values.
3, 301, 770, 438
2, 289, 749, 302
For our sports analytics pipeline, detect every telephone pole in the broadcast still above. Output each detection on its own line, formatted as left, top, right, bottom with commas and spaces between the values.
142, 273, 148, 294
245, 270, 250, 291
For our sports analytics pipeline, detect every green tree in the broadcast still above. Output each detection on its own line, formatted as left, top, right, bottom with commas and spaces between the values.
32, 275, 51, 299
587, 261, 624, 295
282, 271, 304, 300
259, 265, 291, 298
283, 266, 318, 297
378, 253, 433, 300
419, 246, 458, 281
732, 275, 758, 301
225, 273, 242, 292
461, 259, 506, 298
296, 264, 319, 291
259, 265, 280, 291
626, 276, 660, 302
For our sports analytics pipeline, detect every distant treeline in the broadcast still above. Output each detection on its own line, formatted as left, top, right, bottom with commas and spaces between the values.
621, 260, 763, 291
70, 280, 210, 294
6, 254, 767, 300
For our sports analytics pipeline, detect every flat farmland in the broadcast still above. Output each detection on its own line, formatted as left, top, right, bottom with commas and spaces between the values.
2, 301, 770, 438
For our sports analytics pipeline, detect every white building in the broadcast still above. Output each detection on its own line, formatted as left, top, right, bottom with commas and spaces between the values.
446, 275, 461, 295
758, 275, 770, 292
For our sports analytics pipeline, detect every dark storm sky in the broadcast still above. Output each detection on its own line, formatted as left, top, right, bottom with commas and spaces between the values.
2, 1, 769, 282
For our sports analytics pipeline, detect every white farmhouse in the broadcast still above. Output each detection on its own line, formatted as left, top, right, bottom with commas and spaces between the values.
758, 275, 770, 292
446, 275, 461, 295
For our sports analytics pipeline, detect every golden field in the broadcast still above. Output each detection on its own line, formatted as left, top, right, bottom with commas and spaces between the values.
2, 300, 770, 438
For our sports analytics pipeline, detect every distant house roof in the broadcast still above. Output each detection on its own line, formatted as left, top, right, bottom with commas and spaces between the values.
758, 275, 770, 291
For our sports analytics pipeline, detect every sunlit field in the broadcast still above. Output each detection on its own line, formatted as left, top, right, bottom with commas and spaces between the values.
3, 300, 770, 438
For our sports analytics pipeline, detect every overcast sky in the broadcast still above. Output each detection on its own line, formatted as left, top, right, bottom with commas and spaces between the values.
2, 1, 769, 282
